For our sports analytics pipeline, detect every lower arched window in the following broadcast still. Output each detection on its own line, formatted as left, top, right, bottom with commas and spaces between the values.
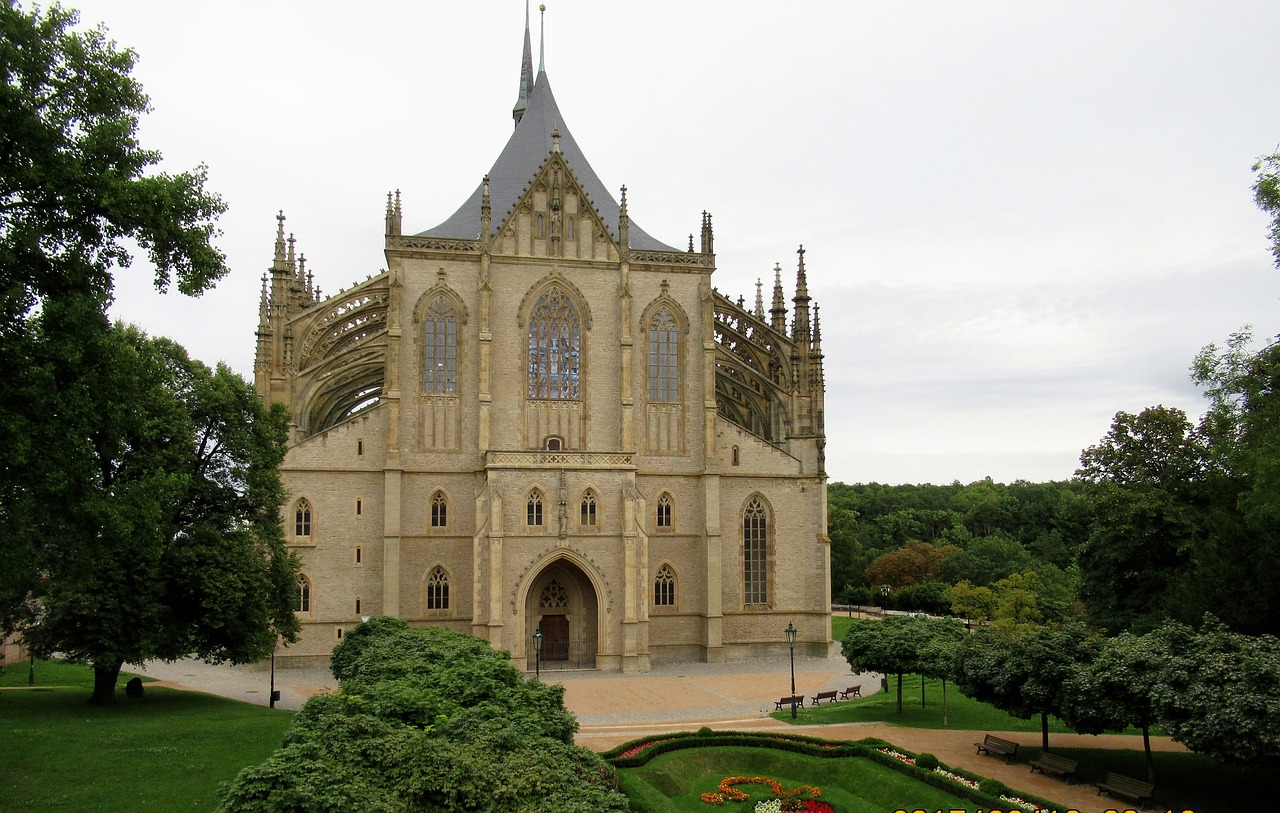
431, 491, 448, 528
654, 564, 676, 607
426, 566, 449, 611
296, 574, 312, 613
527, 490, 544, 527
581, 489, 597, 527
294, 499, 312, 536
743, 498, 768, 605
656, 492, 673, 529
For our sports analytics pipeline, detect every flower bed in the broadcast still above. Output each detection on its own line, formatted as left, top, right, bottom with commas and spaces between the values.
876, 748, 1044, 813
700, 775, 826, 811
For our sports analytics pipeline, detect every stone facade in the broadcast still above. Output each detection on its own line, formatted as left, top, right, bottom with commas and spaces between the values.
253, 16, 832, 672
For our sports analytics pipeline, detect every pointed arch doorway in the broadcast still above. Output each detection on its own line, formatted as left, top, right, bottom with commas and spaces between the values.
526, 559, 600, 670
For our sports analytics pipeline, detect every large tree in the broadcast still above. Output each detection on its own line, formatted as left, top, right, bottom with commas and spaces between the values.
1253, 149, 1280, 270
1, 4, 296, 701
1075, 406, 1207, 633
954, 622, 1101, 751
841, 615, 958, 715
18, 325, 299, 703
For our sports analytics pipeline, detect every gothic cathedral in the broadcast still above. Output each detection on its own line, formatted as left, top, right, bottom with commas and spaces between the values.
254, 11, 832, 671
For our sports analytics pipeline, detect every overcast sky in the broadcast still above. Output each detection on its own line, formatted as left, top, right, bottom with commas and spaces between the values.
77, 0, 1280, 486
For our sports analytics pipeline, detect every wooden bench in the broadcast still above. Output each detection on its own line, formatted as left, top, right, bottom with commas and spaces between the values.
1095, 772, 1154, 808
839, 685, 861, 699
974, 734, 1019, 763
774, 695, 805, 710
1029, 751, 1079, 782
811, 690, 839, 704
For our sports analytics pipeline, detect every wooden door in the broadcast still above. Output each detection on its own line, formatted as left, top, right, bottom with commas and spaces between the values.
541, 614, 569, 661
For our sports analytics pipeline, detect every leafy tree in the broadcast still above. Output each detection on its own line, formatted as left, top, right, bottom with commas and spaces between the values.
16, 326, 298, 703
1075, 406, 1207, 633
947, 580, 996, 622
1253, 149, 1280, 269
864, 539, 957, 588
842, 616, 953, 715
1148, 616, 1280, 766
1, 2, 231, 655
990, 571, 1044, 630
915, 618, 966, 725
936, 532, 1036, 587
1061, 631, 1164, 783
955, 623, 1101, 751
221, 620, 628, 812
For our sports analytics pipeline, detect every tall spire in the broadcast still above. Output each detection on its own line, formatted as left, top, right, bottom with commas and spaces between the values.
538, 4, 546, 73
512, 1, 535, 127
754, 278, 765, 319
792, 244, 811, 344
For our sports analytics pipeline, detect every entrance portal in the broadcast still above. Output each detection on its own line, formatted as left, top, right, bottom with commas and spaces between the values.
526, 559, 599, 669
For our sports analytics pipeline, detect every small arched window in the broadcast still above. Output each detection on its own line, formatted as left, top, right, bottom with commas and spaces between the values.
656, 493, 673, 529
647, 307, 679, 402
430, 491, 448, 528
426, 566, 449, 611
294, 499, 312, 536
527, 490, 544, 527
732, 446, 740, 466
581, 489, 597, 527
654, 564, 676, 607
296, 574, 312, 613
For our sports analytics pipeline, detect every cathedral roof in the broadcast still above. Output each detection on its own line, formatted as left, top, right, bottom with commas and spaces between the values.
417, 69, 678, 252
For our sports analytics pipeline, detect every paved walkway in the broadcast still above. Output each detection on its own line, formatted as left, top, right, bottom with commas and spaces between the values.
136, 656, 1182, 813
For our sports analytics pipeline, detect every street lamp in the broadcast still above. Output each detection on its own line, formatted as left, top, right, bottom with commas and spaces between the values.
785, 622, 798, 719
533, 626, 543, 678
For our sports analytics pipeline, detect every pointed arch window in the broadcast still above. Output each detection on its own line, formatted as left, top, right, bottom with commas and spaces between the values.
294, 499, 312, 536
295, 574, 312, 613
743, 498, 769, 605
430, 491, 448, 528
580, 489, 597, 527
527, 489, 544, 527
528, 288, 580, 399
423, 296, 458, 394
656, 492, 673, 529
425, 566, 449, 611
654, 564, 676, 607
648, 307, 679, 402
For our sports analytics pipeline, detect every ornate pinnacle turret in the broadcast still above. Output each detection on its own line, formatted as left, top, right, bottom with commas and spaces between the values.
538, 3, 546, 73
480, 175, 492, 239
513, 1, 535, 126
792, 244, 811, 344
258, 274, 270, 327
385, 191, 394, 235
688, 234, 694, 253
286, 233, 297, 275
299, 254, 311, 300
754, 278, 765, 319
273, 211, 287, 271
618, 184, 630, 251
770, 262, 787, 334
700, 211, 714, 254
811, 304, 822, 354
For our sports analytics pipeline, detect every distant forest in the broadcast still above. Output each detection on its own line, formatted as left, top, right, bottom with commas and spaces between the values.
828, 479, 1091, 623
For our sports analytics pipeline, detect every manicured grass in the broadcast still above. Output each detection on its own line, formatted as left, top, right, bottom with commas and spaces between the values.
0, 657, 152, 688
0, 662, 293, 812
618, 745, 975, 812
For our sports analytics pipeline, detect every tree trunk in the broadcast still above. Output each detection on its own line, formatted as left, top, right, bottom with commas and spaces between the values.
942, 678, 949, 727
1041, 711, 1049, 751
89, 660, 123, 706
896, 672, 904, 714
1143, 724, 1154, 784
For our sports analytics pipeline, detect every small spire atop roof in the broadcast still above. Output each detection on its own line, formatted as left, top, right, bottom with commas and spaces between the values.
754, 278, 765, 319
513, 1, 535, 127
538, 4, 547, 73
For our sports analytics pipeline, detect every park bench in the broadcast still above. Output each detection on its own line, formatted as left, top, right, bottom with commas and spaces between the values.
1095, 772, 1154, 808
839, 685, 861, 699
1029, 751, 1079, 782
774, 695, 805, 710
811, 690, 839, 704
974, 734, 1019, 763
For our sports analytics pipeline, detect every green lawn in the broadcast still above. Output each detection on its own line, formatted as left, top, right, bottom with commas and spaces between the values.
618, 745, 976, 812
0, 660, 293, 812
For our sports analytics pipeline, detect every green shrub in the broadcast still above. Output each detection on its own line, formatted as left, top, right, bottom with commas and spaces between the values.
979, 778, 1010, 797
914, 752, 940, 771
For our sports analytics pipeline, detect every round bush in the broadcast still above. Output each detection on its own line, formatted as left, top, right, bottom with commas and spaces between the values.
914, 752, 940, 771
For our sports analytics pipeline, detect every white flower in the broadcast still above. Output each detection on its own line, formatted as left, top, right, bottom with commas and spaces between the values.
754, 799, 782, 813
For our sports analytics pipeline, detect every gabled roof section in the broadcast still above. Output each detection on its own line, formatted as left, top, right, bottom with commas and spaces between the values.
419, 70, 678, 252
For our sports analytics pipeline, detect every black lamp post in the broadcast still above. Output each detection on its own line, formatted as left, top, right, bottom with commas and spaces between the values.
785, 621, 798, 719
533, 626, 543, 678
